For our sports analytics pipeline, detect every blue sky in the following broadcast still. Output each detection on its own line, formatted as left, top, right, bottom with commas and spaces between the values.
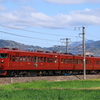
0, 0, 100, 47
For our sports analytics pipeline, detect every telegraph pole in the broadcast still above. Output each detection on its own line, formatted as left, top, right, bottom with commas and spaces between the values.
60, 38, 70, 53
66, 38, 69, 53
76, 26, 86, 80
82, 26, 86, 80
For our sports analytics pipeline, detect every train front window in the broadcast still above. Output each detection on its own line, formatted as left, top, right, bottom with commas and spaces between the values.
0, 53, 8, 58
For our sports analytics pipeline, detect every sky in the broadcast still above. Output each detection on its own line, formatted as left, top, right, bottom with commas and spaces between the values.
0, 0, 100, 47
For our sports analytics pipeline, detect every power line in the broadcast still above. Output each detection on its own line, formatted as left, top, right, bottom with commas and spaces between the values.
1, 36, 60, 46
86, 33, 100, 39
0, 24, 75, 37
0, 30, 59, 42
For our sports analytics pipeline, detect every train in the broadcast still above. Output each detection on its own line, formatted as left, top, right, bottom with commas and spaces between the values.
0, 47, 100, 76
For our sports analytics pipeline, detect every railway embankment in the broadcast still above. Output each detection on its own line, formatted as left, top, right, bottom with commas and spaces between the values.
0, 75, 100, 85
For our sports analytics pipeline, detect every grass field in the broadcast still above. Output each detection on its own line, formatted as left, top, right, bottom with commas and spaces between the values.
0, 79, 100, 100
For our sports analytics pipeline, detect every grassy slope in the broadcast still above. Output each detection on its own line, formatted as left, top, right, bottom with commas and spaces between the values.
0, 79, 100, 100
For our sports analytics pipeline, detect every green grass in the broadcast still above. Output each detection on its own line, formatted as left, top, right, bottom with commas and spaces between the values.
0, 89, 100, 100
1, 79, 100, 90
1, 79, 100, 100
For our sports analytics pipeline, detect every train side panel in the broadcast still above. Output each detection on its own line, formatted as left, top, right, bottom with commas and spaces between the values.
8, 51, 59, 70
59, 54, 73, 70
73, 55, 83, 70
93, 57, 100, 70
85, 56, 93, 70
73, 55, 94, 70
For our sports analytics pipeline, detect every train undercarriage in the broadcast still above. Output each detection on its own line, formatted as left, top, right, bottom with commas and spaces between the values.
3, 70, 100, 77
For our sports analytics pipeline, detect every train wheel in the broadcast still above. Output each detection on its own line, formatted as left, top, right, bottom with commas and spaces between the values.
42, 71, 47, 76
48, 71, 53, 76
9, 71, 16, 77
61, 71, 65, 75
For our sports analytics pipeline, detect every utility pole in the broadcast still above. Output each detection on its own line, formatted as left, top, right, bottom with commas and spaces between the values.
66, 38, 69, 53
76, 26, 86, 80
82, 26, 86, 80
60, 38, 70, 53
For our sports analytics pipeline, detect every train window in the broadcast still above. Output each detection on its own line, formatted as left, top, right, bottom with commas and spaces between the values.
80, 59, 83, 64
75, 59, 77, 64
78, 59, 82, 64
75, 59, 78, 64
33, 56, 38, 63
44, 57, 47, 63
61, 58, 64, 63
78, 60, 80, 64
20, 56, 23, 62
53, 58, 57, 63
86, 60, 89, 64
15, 55, 19, 62
31, 56, 34, 62
64, 59, 67, 63
68, 59, 73, 64
96, 60, 100, 64
23, 56, 26, 62
48, 58, 52, 63
0, 53, 8, 58
28, 56, 31, 62
89, 60, 92, 65
75, 59, 82, 64
38, 57, 43, 62
12, 55, 15, 62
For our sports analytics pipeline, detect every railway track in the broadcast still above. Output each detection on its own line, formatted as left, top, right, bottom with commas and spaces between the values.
0, 74, 100, 85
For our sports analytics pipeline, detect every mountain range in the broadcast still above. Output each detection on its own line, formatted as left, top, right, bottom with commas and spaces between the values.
0, 39, 100, 56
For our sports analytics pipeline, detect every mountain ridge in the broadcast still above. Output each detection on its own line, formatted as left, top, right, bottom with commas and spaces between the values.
0, 39, 99, 56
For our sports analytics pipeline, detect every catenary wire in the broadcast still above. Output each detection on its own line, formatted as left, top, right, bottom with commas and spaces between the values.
0, 24, 77, 37
0, 30, 59, 42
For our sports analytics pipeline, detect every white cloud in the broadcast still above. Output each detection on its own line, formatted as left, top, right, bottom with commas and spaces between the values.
43, 0, 100, 4
0, 4, 7, 11
0, 7, 100, 29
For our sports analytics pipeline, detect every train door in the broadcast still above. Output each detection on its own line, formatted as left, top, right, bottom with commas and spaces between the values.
31, 54, 58, 70
47, 55, 58, 70
39, 54, 58, 70
73, 55, 83, 70
86, 57, 93, 70
93, 57, 100, 70
59, 54, 73, 70
9, 53, 20, 69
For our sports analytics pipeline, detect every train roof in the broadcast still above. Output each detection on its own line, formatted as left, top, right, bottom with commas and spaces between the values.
0, 48, 73, 56
1, 48, 98, 58
0, 48, 58, 55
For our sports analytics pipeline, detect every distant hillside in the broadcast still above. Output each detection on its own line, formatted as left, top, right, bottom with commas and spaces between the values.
69, 40, 95, 47
0, 39, 100, 56
69, 40, 100, 56
0, 39, 42, 50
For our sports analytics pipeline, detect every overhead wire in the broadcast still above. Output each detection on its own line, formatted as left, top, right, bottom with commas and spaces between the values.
1, 36, 58, 46
0, 24, 77, 37
86, 32, 100, 39
0, 30, 59, 42
0, 15, 81, 46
